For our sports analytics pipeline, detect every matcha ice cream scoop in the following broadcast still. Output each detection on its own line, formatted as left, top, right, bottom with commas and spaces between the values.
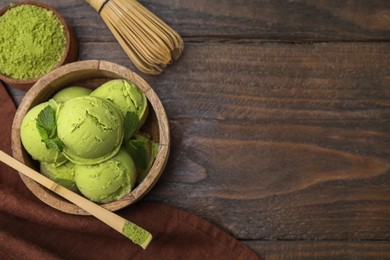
57, 96, 123, 165
74, 149, 137, 203
52, 86, 92, 103
20, 102, 67, 165
40, 161, 79, 193
91, 79, 148, 139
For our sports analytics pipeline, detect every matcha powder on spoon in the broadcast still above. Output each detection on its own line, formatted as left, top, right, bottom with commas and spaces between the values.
0, 5, 66, 80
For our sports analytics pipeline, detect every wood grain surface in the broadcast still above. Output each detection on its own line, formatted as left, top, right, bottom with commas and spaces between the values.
2, 0, 390, 258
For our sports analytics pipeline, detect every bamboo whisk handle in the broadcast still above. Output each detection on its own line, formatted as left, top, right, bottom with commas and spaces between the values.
85, 0, 107, 12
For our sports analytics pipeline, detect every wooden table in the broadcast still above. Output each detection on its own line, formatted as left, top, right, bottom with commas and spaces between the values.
3, 0, 390, 258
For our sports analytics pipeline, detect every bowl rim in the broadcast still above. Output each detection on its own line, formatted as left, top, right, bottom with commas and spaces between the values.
0, 1, 78, 90
11, 60, 170, 215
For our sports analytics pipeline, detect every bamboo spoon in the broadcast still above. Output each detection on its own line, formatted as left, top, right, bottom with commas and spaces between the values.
0, 150, 152, 249
85, 0, 184, 75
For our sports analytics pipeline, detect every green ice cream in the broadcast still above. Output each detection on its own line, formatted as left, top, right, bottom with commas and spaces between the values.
74, 149, 137, 203
20, 102, 67, 165
57, 96, 124, 165
52, 86, 92, 103
91, 79, 148, 139
40, 161, 79, 192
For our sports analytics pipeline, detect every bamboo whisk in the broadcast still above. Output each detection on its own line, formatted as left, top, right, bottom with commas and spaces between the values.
86, 0, 184, 74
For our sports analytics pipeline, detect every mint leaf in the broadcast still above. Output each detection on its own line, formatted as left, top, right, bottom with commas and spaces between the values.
123, 111, 139, 141
44, 137, 64, 152
36, 124, 49, 140
36, 105, 64, 152
36, 105, 57, 139
125, 134, 159, 184
126, 139, 148, 170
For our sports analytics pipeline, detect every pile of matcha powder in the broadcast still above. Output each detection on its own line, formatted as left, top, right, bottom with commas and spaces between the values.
0, 5, 66, 80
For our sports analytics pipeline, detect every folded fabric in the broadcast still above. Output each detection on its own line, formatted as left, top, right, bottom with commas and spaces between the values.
0, 83, 261, 259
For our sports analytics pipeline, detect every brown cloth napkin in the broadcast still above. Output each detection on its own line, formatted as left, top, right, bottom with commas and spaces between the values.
0, 83, 261, 260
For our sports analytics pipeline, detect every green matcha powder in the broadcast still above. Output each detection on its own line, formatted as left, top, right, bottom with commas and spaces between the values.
0, 5, 66, 80
122, 221, 151, 246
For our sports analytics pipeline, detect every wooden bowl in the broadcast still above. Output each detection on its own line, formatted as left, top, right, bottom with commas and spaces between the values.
11, 60, 170, 215
0, 2, 78, 91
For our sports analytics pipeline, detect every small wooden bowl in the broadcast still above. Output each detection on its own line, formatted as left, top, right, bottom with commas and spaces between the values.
0, 2, 78, 91
11, 60, 170, 215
